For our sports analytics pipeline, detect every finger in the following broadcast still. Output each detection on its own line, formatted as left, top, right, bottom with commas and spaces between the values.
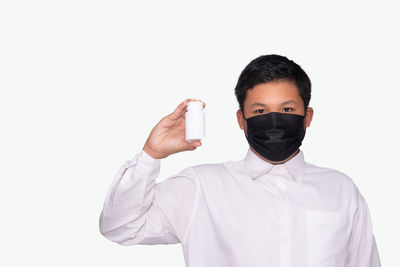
167, 99, 191, 121
190, 99, 206, 109
187, 140, 202, 148
199, 100, 206, 109
193, 140, 202, 146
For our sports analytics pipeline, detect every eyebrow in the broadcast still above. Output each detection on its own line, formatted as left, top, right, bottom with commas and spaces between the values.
249, 100, 298, 108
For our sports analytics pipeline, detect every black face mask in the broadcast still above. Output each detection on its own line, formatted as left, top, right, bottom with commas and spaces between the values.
243, 112, 306, 162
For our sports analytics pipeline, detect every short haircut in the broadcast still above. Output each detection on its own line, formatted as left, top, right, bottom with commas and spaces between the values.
234, 54, 312, 113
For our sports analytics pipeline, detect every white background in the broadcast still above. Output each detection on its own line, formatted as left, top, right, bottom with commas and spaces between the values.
1, 1, 398, 266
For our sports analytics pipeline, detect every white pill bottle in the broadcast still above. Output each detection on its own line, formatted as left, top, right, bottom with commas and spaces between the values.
185, 101, 205, 142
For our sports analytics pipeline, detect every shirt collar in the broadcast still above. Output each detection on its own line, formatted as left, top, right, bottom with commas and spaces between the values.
243, 147, 306, 183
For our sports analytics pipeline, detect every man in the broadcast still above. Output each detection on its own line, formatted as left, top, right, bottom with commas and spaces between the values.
99, 54, 381, 267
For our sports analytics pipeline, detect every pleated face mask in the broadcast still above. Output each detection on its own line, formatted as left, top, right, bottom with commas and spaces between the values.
243, 112, 306, 162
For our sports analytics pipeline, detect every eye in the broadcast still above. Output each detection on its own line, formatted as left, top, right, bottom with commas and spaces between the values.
255, 109, 266, 114
283, 107, 293, 112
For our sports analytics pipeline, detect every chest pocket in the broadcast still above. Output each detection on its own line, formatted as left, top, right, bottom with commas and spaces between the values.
306, 211, 350, 267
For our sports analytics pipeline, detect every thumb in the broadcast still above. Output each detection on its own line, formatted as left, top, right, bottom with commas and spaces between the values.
186, 140, 202, 149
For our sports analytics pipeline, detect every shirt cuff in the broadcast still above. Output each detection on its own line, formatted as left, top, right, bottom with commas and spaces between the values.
139, 148, 161, 164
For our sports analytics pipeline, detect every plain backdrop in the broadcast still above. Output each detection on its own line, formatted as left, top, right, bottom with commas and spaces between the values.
1, 0, 399, 266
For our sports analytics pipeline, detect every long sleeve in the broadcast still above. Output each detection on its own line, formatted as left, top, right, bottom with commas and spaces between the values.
346, 185, 381, 267
99, 149, 199, 246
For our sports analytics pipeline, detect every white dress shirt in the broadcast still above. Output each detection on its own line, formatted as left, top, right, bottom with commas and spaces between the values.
99, 147, 381, 267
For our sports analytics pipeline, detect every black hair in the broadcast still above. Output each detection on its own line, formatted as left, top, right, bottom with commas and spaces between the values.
234, 54, 311, 113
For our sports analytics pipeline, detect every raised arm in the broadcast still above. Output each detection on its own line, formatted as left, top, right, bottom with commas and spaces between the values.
99, 99, 205, 245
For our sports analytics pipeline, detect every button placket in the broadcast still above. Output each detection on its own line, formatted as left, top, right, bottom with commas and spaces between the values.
277, 179, 291, 267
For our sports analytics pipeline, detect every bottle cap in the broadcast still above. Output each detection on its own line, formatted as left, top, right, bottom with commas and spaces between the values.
187, 101, 203, 110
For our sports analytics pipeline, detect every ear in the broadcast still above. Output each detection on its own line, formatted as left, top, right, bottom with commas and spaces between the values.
305, 107, 314, 127
236, 109, 245, 130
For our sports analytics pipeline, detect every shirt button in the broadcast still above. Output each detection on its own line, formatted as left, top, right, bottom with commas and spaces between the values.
274, 165, 283, 172
282, 234, 288, 242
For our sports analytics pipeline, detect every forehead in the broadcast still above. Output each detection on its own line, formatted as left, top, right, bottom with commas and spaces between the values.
245, 80, 302, 104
